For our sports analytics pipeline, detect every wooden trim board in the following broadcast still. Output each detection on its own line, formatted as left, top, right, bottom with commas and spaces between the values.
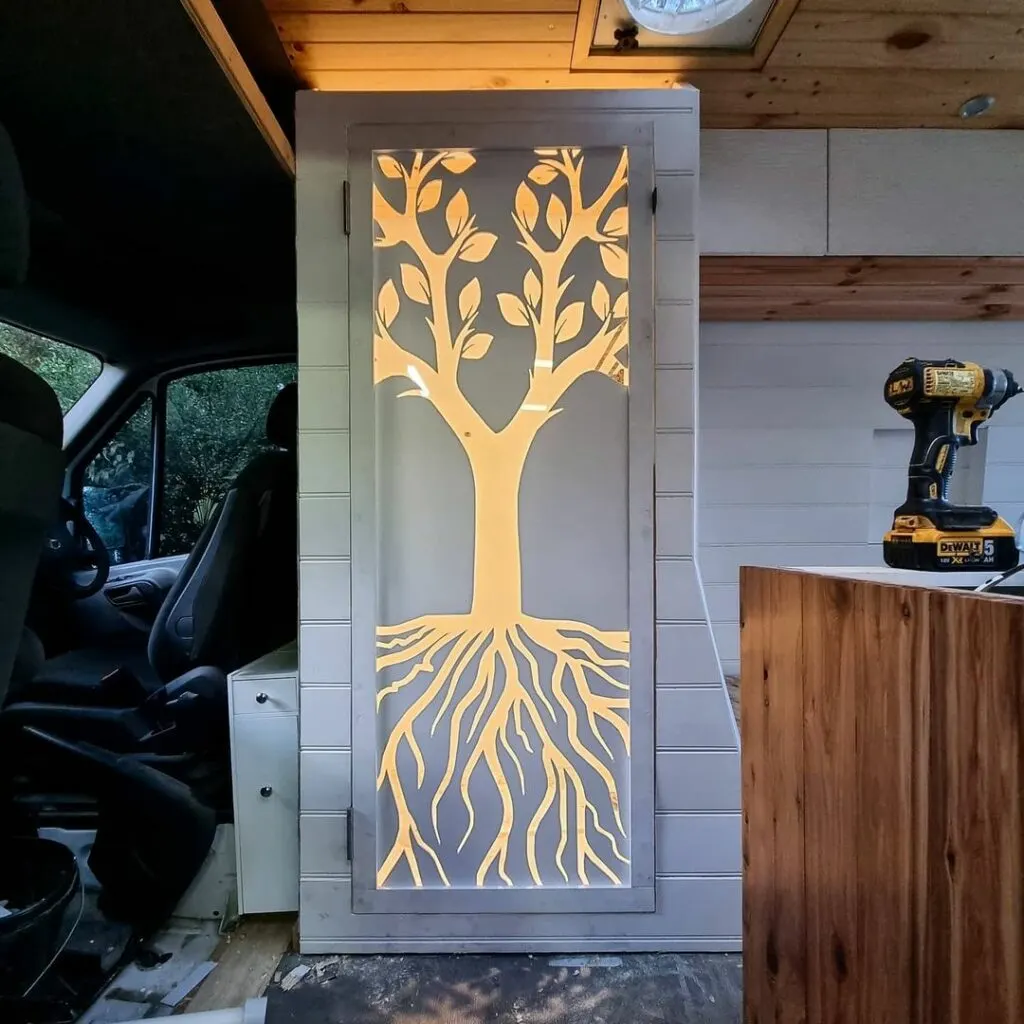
181, 0, 296, 176
700, 256, 1024, 321
181, 914, 296, 1013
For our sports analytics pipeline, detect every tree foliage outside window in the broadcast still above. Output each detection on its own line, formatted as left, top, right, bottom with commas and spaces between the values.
0, 320, 101, 414
77, 362, 296, 564
161, 363, 297, 556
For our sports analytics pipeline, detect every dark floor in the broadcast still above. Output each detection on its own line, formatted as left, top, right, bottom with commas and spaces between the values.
266, 952, 743, 1023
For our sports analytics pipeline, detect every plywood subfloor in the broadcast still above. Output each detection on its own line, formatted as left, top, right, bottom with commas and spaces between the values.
266, 953, 743, 1023
180, 915, 296, 1014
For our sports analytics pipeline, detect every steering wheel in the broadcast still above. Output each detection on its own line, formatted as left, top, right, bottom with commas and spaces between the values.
39, 497, 111, 599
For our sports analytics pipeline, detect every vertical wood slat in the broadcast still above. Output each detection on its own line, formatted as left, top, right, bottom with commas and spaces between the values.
801, 573, 859, 1024
740, 566, 806, 1024
742, 567, 1024, 1024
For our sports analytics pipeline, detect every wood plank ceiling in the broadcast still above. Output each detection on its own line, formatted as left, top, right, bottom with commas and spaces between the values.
265, 0, 1024, 129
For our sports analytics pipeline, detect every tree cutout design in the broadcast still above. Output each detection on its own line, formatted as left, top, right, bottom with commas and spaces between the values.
372, 146, 630, 889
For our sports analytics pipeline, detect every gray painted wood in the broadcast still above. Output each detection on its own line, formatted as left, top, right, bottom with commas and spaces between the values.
300, 750, 352, 812
655, 687, 738, 751
300, 686, 352, 749
298, 811, 743, 880
296, 89, 740, 952
299, 875, 740, 944
829, 130, 1024, 256
345, 118, 656, 917
654, 753, 740, 812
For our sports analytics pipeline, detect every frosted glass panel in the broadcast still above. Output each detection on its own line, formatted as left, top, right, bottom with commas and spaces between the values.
371, 146, 631, 890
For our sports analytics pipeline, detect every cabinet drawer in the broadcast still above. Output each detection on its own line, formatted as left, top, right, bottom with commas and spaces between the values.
233, 713, 299, 914
231, 674, 297, 715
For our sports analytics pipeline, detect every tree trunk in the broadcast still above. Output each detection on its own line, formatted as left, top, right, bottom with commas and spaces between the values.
467, 434, 530, 625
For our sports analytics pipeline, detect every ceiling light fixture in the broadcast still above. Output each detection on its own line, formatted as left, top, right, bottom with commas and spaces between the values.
959, 94, 996, 119
622, 0, 756, 35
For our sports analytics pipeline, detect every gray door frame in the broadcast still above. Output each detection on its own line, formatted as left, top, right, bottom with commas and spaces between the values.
349, 118, 656, 915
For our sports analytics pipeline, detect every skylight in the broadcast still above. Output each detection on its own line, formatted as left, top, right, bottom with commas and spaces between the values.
622, 0, 757, 35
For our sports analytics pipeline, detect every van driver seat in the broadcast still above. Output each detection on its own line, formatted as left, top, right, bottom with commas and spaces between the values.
0, 353, 65, 706
24, 382, 298, 703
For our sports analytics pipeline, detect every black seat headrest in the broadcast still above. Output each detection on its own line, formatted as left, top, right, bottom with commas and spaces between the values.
265, 382, 296, 450
0, 122, 29, 288
0, 352, 62, 447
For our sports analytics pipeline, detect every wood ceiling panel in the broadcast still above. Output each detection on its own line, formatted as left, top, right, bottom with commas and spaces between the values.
291, 42, 572, 71
272, 13, 576, 43
768, 12, 1024, 69
701, 257, 1024, 321
800, 0, 1024, 12
265, 0, 579, 10
692, 68, 1024, 126
268, 0, 1024, 128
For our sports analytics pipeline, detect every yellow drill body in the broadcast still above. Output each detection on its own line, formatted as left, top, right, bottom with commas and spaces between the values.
882, 358, 1021, 572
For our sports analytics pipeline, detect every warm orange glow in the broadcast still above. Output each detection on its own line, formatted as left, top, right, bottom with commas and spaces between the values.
373, 147, 631, 889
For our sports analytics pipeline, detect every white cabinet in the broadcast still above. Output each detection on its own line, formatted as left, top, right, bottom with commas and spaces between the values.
228, 643, 299, 915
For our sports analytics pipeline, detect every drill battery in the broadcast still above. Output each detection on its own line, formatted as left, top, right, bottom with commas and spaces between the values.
882, 515, 1019, 572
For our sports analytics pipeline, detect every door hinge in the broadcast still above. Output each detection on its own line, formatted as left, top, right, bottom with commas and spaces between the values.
651, 186, 658, 215
342, 180, 351, 236
345, 807, 353, 860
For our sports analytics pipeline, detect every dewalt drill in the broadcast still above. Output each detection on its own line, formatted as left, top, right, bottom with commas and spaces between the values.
883, 357, 1022, 572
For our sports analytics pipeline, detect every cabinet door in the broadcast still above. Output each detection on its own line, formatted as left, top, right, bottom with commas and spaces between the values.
348, 120, 655, 915
234, 713, 299, 914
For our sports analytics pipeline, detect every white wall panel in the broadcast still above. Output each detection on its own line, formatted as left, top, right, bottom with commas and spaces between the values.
829, 130, 1024, 256
700, 130, 827, 255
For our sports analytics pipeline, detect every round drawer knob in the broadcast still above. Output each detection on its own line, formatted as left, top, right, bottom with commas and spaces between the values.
259, 786, 273, 798
255, 692, 269, 704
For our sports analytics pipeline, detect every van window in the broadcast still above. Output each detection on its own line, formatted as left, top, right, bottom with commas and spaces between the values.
0, 320, 101, 413
161, 363, 297, 556
78, 361, 297, 565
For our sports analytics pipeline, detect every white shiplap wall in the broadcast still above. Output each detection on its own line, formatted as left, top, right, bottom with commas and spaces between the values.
296, 90, 742, 953
701, 129, 1024, 257
699, 321, 1024, 675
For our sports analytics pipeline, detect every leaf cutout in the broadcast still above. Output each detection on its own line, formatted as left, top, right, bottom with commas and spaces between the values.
459, 232, 497, 263
515, 182, 539, 231
441, 151, 476, 174
377, 280, 400, 328
377, 154, 403, 180
461, 333, 494, 360
497, 293, 530, 327
529, 164, 558, 186
591, 280, 610, 319
446, 189, 470, 237
554, 301, 585, 345
546, 195, 568, 239
613, 291, 629, 319
600, 244, 629, 280
417, 179, 442, 213
400, 263, 430, 305
459, 278, 481, 321
523, 270, 541, 310
604, 206, 628, 238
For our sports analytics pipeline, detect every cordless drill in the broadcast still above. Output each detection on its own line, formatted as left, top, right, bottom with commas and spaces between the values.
883, 357, 1022, 572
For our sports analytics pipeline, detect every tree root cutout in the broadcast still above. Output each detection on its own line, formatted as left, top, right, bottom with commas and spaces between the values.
374, 615, 631, 889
